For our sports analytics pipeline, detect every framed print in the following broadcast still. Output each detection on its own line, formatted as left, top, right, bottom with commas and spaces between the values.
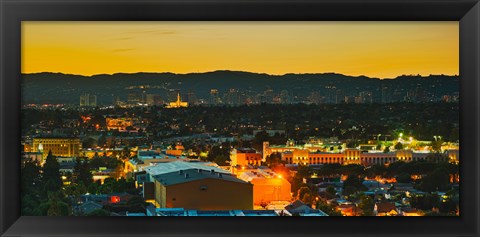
1, 0, 479, 237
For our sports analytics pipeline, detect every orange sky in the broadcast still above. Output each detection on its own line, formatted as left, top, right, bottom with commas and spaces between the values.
21, 21, 459, 78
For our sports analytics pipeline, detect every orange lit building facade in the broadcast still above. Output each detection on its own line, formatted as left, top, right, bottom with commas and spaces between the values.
279, 148, 453, 166
106, 117, 134, 131
237, 169, 292, 206
230, 148, 263, 167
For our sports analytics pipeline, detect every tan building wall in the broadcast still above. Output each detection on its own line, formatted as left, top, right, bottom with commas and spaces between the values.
230, 150, 262, 167
361, 153, 396, 166
309, 153, 344, 165
344, 149, 361, 165
292, 149, 310, 165
281, 148, 437, 166
155, 178, 253, 210
32, 138, 81, 159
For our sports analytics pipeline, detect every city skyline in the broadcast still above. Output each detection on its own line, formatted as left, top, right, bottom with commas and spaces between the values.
20, 21, 460, 218
22, 21, 458, 78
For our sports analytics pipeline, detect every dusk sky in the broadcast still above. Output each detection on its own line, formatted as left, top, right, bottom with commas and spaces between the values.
22, 21, 458, 78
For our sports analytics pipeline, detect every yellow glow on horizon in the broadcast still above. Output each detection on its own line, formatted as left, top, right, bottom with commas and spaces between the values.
22, 21, 458, 78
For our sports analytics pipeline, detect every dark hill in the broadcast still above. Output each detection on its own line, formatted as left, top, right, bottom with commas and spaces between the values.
21, 71, 459, 105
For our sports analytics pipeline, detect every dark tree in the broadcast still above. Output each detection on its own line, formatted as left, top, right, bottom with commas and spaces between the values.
87, 209, 111, 216
43, 151, 62, 193
358, 195, 374, 216
420, 168, 451, 192
396, 173, 412, 183
74, 157, 93, 187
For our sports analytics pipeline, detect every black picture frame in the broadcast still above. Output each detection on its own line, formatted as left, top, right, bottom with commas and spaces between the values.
1, 0, 479, 236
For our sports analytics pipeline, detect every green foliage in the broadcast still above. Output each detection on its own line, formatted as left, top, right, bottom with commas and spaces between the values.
74, 157, 93, 187
396, 173, 412, 183
214, 155, 229, 166
357, 195, 374, 216
410, 194, 440, 210
87, 209, 111, 216
252, 131, 286, 151
296, 165, 312, 178
82, 137, 97, 149
342, 175, 367, 196
325, 186, 336, 198
96, 177, 136, 194
316, 200, 342, 216
431, 139, 443, 152
438, 198, 458, 214
366, 164, 386, 178
97, 134, 107, 147
89, 156, 122, 170
206, 144, 230, 165
383, 146, 390, 153
265, 152, 283, 166
394, 142, 403, 150
339, 165, 365, 176
316, 163, 342, 177
42, 151, 62, 193
87, 181, 101, 194
419, 168, 451, 192
21, 161, 41, 194
296, 186, 312, 202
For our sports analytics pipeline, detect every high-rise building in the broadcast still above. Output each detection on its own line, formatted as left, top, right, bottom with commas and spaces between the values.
210, 89, 220, 105
146, 94, 163, 106
186, 90, 198, 105
263, 89, 274, 104
127, 93, 142, 105
167, 89, 180, 103
275, 90, 288, 104
224, 88, 239, 105
381, 85, 391, 103
325, 84, 337, 104
309, 91, 321, 104
335, 89, 345, 104
359, 91, 373, 104
80, 93, 97, 107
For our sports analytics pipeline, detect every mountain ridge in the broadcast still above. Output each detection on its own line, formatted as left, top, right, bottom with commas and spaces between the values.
22, 70, 457, 80
21, 71, 459, 105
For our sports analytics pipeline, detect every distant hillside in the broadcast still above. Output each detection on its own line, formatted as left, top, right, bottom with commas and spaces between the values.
21, 71, 459, 105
